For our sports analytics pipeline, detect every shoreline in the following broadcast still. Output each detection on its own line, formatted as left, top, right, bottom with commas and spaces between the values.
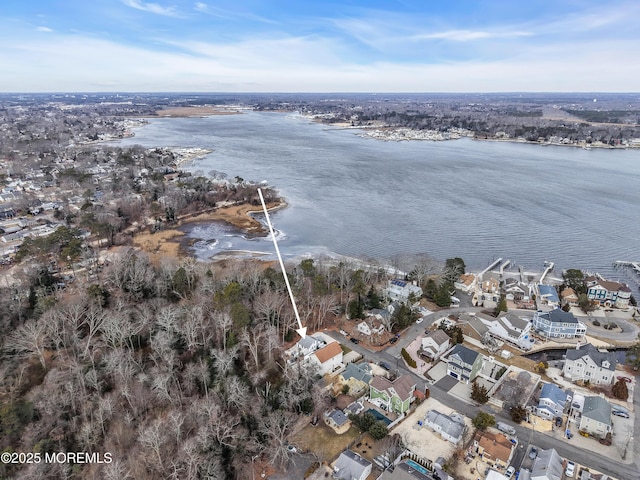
131, 199, 286, 260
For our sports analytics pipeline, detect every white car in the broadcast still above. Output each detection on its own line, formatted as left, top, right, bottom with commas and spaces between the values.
339, 329, 348, 336
416, 317, 424, 324
505, 466, 515, 479
565, 461, 575, 478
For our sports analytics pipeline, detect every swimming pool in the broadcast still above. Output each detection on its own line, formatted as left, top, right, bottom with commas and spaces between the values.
405, 459, 429, 475
365, 409, 391, 425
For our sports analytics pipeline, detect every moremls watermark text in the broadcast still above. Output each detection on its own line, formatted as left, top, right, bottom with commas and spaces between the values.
1, 451, 112, 464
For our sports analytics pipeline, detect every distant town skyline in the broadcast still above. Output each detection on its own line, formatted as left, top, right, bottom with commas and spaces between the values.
2, 0, 639, 92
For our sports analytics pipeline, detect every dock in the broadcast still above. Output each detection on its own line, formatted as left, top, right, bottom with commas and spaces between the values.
540, 261, 555, 283
479, 257, 502, 279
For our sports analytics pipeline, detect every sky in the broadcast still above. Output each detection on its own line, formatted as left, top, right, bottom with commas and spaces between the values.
1, 0, 639, 92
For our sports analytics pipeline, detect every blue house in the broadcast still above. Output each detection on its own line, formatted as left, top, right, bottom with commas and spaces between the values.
532, 309, 587, 339
537, 383, 571, 420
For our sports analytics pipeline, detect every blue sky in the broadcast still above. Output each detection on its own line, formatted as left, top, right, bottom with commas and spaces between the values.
2, 0, 639, 92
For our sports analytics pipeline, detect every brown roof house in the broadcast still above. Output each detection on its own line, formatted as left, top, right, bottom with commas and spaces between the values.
473, 430, 515, 471
310, 342, 343, 375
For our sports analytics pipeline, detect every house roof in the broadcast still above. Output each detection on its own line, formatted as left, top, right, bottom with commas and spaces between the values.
539, 383, 568, 407
457, 273, 476, 286
560, 287, 578, 299
582, 396, 612, 426
565, 343, 617, 371
475, 430, 513, 463
424, 329, 451, 346
537, 284, 560, 302
449, 344, 481, 366
334, 449, 371, 480
314, 342, 342, 364
586, 276, 631, 293
425, 410, 465, 441
531, 448, 563, 480
327, 409, 349, 427
298, 335, 320, 350
370, 374, 416, 401
545, 308, 579, 324
341, 362, 372, 384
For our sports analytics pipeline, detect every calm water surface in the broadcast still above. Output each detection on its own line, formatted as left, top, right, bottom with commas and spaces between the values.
114, 112, 640, 284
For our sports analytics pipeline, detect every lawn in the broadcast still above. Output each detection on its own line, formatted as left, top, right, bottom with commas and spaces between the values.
292, 421, 362, 463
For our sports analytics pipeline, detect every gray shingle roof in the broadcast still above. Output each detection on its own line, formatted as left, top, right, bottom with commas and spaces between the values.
582, 396, 612, 426
334, 449, 371, 480
565, 343, 617, 371
449, 344, 480, 366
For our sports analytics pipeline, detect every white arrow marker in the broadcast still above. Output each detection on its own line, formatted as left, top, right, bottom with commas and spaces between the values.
257, 188, 307, 339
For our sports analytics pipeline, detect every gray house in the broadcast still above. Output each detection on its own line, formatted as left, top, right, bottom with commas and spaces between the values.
446, 344, 484, 383
530, 448, 564, 480
536, 383, 570, 420
333, 449, 372, 480
424, 410, 466, 444
563, 343, 617, 385
532, 309, 587, 339
579, 396, 612, 438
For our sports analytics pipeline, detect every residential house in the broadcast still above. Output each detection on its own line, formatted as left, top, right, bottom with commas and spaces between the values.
530, 448, 564, 480
339, 362, 373, 396
536, 383, 570, 420
333, 449, 372, 480
531, 309, 587, 339
476, 277, 501, 308
560, 287, 579, 307
504, 277, 531, 302
475, 312, 533, 349
455, 273, 477, 294
579, 396, 612, 438
473, 430, 515, 470
384, 279, 423, 303
563, 343, 617, 385
424, 410, 466, 444
369, 374, 416, 414
446, 344, 484, 383
324, 409, 350, 433
585, 276, 632, 308
420, 330, 451, 361
356, 319, 385, 337
311, 342, 343, 375
294, 335, 324, 358
536, 284, 561, 309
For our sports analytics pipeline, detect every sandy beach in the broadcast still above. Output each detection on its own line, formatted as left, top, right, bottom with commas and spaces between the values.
132, 200, 285, 260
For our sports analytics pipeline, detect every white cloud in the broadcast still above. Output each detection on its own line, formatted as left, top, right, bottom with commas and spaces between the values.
121, 0, 179, 17
194, 2, 207, 12
412, 29, 532, 42
36, 26, 54, 33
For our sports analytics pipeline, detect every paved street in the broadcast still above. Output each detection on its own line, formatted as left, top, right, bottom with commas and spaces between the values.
325, 307, 640, 479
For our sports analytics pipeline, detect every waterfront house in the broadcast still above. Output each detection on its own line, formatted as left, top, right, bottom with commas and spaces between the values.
333, 449, 372, 480
536, 383, 571, 420
585, 276, 632, 308
563, 343, 617, 385
455, 273, 477, 294
536, 284, 561, 309
473, 430, 515, 470
560, 287, 579, 307
530, 448, 564, 480
446, 344, 484, 383
579, 396, 612, 438
420, 330, 451, 361
369, 374, 416, 414
475, 312, 533, 350
424, 410, 466, 444
384, 279, 423, 303
531, 309, 587, 339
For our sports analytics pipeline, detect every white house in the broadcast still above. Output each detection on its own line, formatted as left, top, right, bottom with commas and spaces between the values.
455, 273, 477, 294
333, 449, 372, 480
384, 279, 423, 303
310, 342, 343, 375
563, 343, 617, 385
475, 312, 533, 349
424, 410, 466, 444
421, 330, 451, 361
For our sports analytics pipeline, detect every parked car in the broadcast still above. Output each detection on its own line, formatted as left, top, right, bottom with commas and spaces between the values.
565, 461, 575, 478
349, 337, 359, 344
613, 410, 630, 418
496, 421, 517, 436
416, 317, 424, 324
555, 417, 563, 427
379, 361, 391, 371
617, 376, 632, 383
528, 446, 538, 459
389, 336, 398, 344
339, 329, 348, 336
505, 466, 515, 479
